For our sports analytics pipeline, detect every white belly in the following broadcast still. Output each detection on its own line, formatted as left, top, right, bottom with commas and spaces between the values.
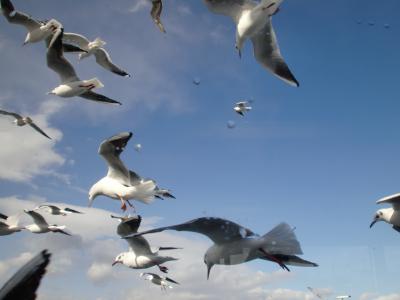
126, 255, 155, 269
51, 83, 86, 98
237, 9, 268, 39
27, 29, 50, 43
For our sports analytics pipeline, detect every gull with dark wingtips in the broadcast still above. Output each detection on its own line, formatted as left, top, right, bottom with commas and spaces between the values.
370, 193, 400, 232
0, 212, 23, 236
24, 210, 71, 236
234, 100, 252, 116
140, 272, 179, 290
35, 205, 83, 216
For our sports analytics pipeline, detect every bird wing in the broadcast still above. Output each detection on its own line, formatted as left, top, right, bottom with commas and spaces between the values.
29, 122, 51, 139
202, 0, 256, 23
130, 217, 257, 244
126, 236, 153, 255
0, 250, 51, 300
93, 48, 130, 77
46, 28, 79, 83
116, 215, 142, 237
98, 132, 133, 185
79, 91, 122, 105
261, 222, 303, 255
1, 0, 41, 31
377, 193, 400, 210
150, 0, 166, 33
165, 276, 179, 284
62, 32, 90, 50
307, 287, 323, 299
25, 210, 48, 227
0, 109, 22, 120
0, 213, 8, 220
38, 205, 59, 213
251, 19, 299, 87
63, 208, 83, 214
142, 272, 160, 280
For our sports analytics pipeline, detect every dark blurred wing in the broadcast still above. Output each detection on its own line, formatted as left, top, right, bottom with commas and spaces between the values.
29, 123, 51, 139
0, 250, 51, 300
0, 213, 8, 220
25, 210, 48, 227
64, 208, 83, 214
116, 215, 142, 237
93, 48, 130, 77
165, 276, 179, 285
202, 0, 256, 22
377, 193, 400, 210
132, 217, 256, 244
79, 91, 121, 105
251, 19, 299, 87
0, 109, 22, 120
1, 0, 41, 31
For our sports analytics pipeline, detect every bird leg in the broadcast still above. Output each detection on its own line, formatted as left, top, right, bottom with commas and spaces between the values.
158, 265, 168, 273
119, 196, 127, 211
259, 248, 290, 272
126, 200, 136, 213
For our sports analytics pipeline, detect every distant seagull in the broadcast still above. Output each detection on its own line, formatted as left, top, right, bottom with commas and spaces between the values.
89, 132, 175, 211
126, 217, 318, 279
227, 120, 236, 129
35, 205, 83, 216
0, 250, 51, 300
63, 33, 130, 77
193, 77, 201, 85
384, 23, 390, 29
112, 215, 180, 273
24, 210, 71, 236
234, 100, 252, 116
336, 296, 351, 299
140, 272, 179, 290
203, 0, 299, 86
368, 21, 375, 26
307, 287, 323, 299
150, 0, 166, 33
0, 109, 51, 139
46, 28, 121, 105
370, 193, 400, 232
134, 143, 142, 152
0, 213, 23, 236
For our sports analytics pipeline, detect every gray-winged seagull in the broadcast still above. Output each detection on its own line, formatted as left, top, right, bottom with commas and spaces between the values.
24, 210, 71, 236
0, 212, 23, 236
234, 100, 252, 116
140, 272, 179, 290
35, 205, 83, 216
370, 193, 400, 232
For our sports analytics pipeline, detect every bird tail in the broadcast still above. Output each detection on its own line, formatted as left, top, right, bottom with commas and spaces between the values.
85, 78, 104, 89
90, 37, 106, 49
260, 223, 303, 255
6, 214, 21, 229
156, 188, 176, 199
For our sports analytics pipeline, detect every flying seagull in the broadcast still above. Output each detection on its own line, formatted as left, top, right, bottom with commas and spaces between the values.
46, 28, 122, 105
112, 215, 180, 273
89, 132, 175, 211
0, 250, 51, 300
370, 193, 400, 232
193, 77, 201, 85
227, 120, 236, 129
140, 272, 179, 290
125, 217, 318, 279
203, 0, 299, 86
0, 212, 23, 236
62, 33, 130, 77
134, 143, 142, 152
234, 100, 252, 116
150, 0, 166, 33
307, 286, 323, 299
34, 205, 83, 216
0, 109, 51, 139
24, 210, 71, 236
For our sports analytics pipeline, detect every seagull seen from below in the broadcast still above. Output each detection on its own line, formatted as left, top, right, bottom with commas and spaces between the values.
234, 100, 253, 116
112, 215, 180, 273
35, 205, 83, 216
203, 0, 299, 86
0, 109, 51, 139
24, 210, 71, 236
89, 132, 175, 211
370, 192, 400, 233
126, 217, 318, 279
140, 272, 179, 291
0, 212, 23, 236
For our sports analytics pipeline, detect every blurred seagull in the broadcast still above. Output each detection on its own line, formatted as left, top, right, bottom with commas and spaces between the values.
89, 132, 175, 211
24, 210, 71, 236
370, 193, 400, 232
234, 100, 252, 116
193, 77, 201, 85
384, 23, 390, 29
62, 33, 130, 77
307, 286, 323, 299
112, 215, 180, 273
47, 28, 121, 105
35, 205, 83, 216
227, 120, 236, 129
203, 0, 299, 86
0, 109, 51, 139
0, 213, 23, 236
126, 217, 318, 279
0, 250, 51, 300
140, 272, 179, 290
336, 296, 351, 299
134, 143, 142, 152
150, 0, 166, 33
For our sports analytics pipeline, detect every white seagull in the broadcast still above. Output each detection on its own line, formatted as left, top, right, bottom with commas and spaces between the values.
234, 100, 252, 116
126, 217, 318, 279
0, 213, 23, 236
370, 193, 400, 232
24, 210, 71, 236
112, 215, 180, 273
0, 109, 51, 139
140, 272, 179, 290
227, 120, 236, 129
35, 205, 83, 216
62, 33, 130, 77
134, 143, 142, 152
203, 0, 299, 86
89, 132, 175, 211
150, 0, 166, 33
47, 28, 122, 105
336, 296, 351, 299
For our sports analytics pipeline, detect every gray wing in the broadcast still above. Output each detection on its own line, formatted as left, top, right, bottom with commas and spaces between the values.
116, 215, 142, 237
93, 48, 130, 77
151, 0, 166, 33
130, 217, 256, 244
203, 0, 256, 23
165, 276, 179, 284
29, 123, 51, 139
62, 32, 90, 50
0, 213, 8, 220
38, 205, 60, 213
0, 109, 22, 120
1, 0, 41, 31
251, 19, 299, 87
98, 132, 133, 184
142, 272, 161, 280
46, 28, 79, 83
127, 236, 153, 255
377, 193, 400, 210
25, 210, 48, 227
0, 250, 51, 300
79, 91, 122, 105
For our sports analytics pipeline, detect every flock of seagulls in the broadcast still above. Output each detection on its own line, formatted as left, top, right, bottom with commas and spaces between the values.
0, 0, 396, 298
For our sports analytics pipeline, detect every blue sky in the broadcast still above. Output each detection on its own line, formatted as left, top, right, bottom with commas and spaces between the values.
0, 0, 400, 299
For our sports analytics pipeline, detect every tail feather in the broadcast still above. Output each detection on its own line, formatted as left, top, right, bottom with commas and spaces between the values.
261, 223, 302, 255
261, 254, 318, 267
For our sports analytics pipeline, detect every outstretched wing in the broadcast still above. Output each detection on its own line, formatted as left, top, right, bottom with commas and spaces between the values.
93, 48, 130, 77
377, 193, 400, 210
79, 91, 121, 105
1, 0, 41, 31
29, 123, 51, 139
25, 210, 48, 227
0, 250, 51, 300
0, 109, 22, 120
202, 0, 256, 23
64, 208, 83, 214
130, 217, 257, 244
116, 215, 142, 237
62, 32, 90, 50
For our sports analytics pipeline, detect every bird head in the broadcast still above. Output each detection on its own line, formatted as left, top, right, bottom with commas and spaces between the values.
370, 209, 392, 228
112, 254, 124, 266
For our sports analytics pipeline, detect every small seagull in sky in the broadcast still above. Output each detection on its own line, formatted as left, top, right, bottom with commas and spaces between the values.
47, 28, 122, 105
126, 217, 318, 279
0, 213, 23, 236
89, 132, 175, 211
150, 0, 166, 33
234, 100, 253, 116
34, 205, 83, 216
203, 0, 299, 86
134, 143, 142, 152
24, 210, 71, 236
140, 272, 179, 291
370, 192, 400, 233
227, 120, 236, 129
112, 215, 180, 273
0, 109, 51, 139
193, 77, 201, 85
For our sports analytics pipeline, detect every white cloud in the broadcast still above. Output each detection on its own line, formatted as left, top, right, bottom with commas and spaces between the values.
0, 252, 34, 278
129, 0, 149, 13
